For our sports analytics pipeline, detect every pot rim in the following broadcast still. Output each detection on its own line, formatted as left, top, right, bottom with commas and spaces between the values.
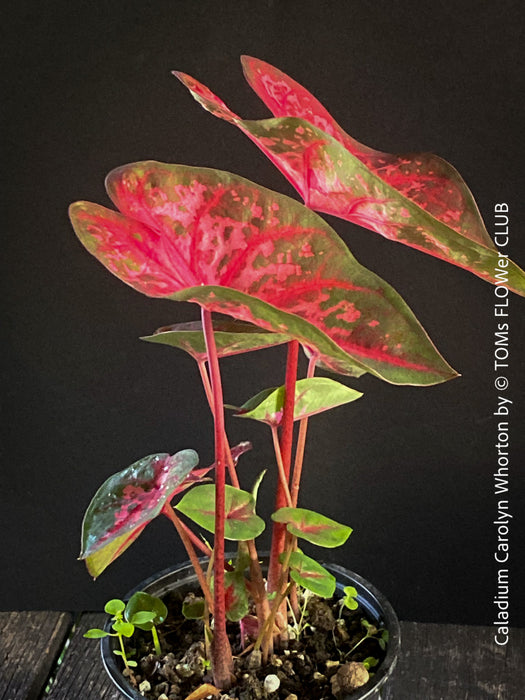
101, 556, 400, 700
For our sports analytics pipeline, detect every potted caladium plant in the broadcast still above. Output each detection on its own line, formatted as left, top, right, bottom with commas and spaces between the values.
70, 57, 525, 700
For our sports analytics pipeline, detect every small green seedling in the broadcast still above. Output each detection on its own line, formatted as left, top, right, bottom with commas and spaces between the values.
342, 586, 359, 611
125, 591, 168, 657
84, 599, 137, 671
346, 618, 389, 658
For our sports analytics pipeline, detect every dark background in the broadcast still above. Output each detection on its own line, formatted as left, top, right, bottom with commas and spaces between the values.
3, 1, 524, 626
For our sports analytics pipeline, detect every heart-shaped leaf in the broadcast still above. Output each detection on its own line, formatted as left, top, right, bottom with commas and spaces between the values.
142, 319, 291, 361
125, 591, 168, 631
80, 449, 199, 578
70, 162, 456, 386
272, 507, 352, 548
231, 377, 362, 426
282, 551, 336, 598
175, 61, 525, 296
175, 484, 265, 541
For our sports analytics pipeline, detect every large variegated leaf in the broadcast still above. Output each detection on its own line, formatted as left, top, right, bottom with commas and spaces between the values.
230, 377, 362, 426
80, 450, 199, 577
70, 163, 456, 385
142, 319, 291, 361
174, 62, 525, 296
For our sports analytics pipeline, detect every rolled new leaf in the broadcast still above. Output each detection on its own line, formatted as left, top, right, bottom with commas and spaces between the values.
80, 449, 199, 578
175, 484, 265, 541
272, 507, 352, 548
70, 162, 456, 385
175, 61, 525, 296
230, 377, 362, 426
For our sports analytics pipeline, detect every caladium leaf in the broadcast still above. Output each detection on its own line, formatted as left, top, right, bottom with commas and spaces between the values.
70, 162, 456, 386
282, 551, 336, 598
272, 507, 352, 548
222, 545, 251, 621
80, 449, 199, 578
175, 61, 525, 296
175, 484, 265, 541
230, 377, 362, 426
142, 319, 291, 361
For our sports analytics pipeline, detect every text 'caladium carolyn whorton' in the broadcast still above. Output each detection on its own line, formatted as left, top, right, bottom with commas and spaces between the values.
69, 162, 456, 386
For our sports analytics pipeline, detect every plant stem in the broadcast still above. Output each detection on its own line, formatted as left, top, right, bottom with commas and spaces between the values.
199, 359, 240, 487
199, 348, 269, 644
290, 354, 317, 507
268, 340, 299, 593
179, 518, 213, 557
151, 625, 162, 656
162, 505, 214, 613
270, 425, 293, 507
117, 633, 131, 673
201, 307, 233, 690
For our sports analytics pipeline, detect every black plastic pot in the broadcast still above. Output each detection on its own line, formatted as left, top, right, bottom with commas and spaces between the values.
101, 557, 400, 700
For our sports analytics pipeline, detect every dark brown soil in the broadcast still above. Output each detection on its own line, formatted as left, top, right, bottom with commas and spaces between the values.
122, 590, 388, 699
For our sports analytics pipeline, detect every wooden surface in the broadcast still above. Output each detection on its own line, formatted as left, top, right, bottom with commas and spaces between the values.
0, 615, 522, 699
0, 611, 72, 700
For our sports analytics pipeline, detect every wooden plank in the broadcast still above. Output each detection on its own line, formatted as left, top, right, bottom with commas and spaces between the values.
383, 622, 525, 699
0, 611, 72, 700
44, 617, 525, 699
45, 613, 123, 700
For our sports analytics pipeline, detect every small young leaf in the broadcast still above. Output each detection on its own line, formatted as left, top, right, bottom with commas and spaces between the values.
182, 594, 206, 620
125, 591, 168, 631
113, 620, 135, 638
128, 611, 156, 626
84, 628, 109, 639
176, 484, 265, 540
282, 551, 336, 598
363, 657, 379, 670
127, 660, 138, 668
272, 507, 352, 548
251, 469, 267, 504
221, 544, 251, 622
113, 649, 124, 657
232, 378, 362, 426
104, 599, 125, 616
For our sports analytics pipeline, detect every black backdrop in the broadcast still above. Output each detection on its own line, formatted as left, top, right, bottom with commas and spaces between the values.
3, 1, 524, 627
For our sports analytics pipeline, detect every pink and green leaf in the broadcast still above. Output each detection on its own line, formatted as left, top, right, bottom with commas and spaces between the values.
230, 377, 362, 426
141, 319, 291, 361
272, 507, 352, 548
175, 484, 265, 541
80, 449, 199, 578
70, 162, 457, 385
174, 61, 525, 296
222, 545, 251, 621
282, 551, 336, 598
